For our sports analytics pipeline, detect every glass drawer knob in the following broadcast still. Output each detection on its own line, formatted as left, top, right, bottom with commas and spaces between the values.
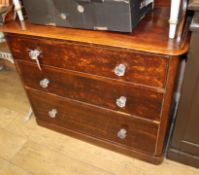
40, 78, 50, 89
28, 49, 42, 70
114, 64, 126, 77
29, 49, 41, 60
48, 109, 58, 119
116, 96, 127, 108
117, 128, 127, 139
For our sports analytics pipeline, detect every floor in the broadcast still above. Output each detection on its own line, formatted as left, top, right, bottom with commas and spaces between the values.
0, 68, 198, 175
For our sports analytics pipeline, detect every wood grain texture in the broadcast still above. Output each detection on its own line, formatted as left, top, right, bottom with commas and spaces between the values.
155, 57, 180, 155
26, 88, 159, 154
4, 6, 190, 164
1, 70, 198, 173
0, 128, 27, 160
0, 107, 18, 129
0, 158, 32, 175
2, 8, 189, 56
7, 34, 168, 88
11, 142, 113, 175
155, 0, 171, 8
167, 26, 199, 168
167, 148, 199, 168
37, 119, 163, 165
16, 60, 164, 121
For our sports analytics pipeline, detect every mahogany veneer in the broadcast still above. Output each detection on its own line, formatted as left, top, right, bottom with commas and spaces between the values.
1, 7, 189, 164
15, 61, 164, 121
7, 35, 168, 88
26, 88, 158, 154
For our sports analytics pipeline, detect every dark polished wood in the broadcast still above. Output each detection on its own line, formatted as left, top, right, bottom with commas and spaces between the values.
155, 0, 170, 8
4, 7, 190, 164
37, 119, 163, 164
1, 8, 189, 56
16, 60, 164, 121
167, 12, 199, 168
26, 88, 159, 154
155, 57, 180, 155
7, 34, 169, 88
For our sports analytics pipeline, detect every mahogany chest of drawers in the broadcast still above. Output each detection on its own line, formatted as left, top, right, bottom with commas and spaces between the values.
2, 8, 189, 164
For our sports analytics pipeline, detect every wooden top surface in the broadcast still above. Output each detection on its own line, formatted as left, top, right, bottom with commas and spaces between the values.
189, 0, 199, 11
0, 8, 189, 56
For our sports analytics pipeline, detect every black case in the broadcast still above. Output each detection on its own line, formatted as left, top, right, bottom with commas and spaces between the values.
23, 0, 153, 32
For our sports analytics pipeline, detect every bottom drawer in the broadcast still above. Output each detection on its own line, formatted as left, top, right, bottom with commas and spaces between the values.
26, 88, 158, 154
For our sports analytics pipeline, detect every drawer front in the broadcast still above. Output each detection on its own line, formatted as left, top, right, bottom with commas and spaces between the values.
16, 60, 164, 121
26, 88, 158, 154
7, 35, 168, 88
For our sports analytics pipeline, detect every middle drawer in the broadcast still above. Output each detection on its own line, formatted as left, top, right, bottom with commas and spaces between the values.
16, 60, 164, 121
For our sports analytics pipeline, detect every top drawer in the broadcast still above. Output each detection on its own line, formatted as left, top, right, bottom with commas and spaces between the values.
7, 35, 168, 88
